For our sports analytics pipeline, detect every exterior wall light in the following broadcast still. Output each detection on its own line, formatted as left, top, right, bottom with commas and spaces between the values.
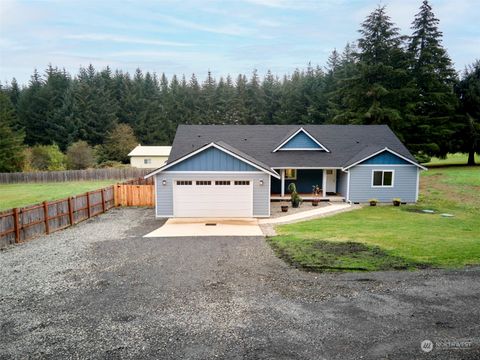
259, 180, 264, 186
162, 179, 167, 186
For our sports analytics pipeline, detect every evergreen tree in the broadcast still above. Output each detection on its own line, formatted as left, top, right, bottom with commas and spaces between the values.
454, 61, 480, 165
0, 92, 25, 172
407, 0, 458, 157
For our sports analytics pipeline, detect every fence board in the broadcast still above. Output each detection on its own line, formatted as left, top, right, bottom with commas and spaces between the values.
0, 184, 116, 248
0, 168, 153, 184
114, 183, 155, 207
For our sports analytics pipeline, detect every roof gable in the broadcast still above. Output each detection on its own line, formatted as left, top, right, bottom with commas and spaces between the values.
360, 150, 410, 165
342, 147, 427, 170
145, 142, 280, 179
273, 128, 329, 152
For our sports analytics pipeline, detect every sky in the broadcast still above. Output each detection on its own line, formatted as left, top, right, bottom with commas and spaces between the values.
0, 0, 479, 85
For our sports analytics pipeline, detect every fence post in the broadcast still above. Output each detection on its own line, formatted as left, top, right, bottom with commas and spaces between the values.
68, 197, 75, 225
43, 201, 50, 234
101, 188, 106, 213
13, 208, 20, 243
86, 192, 91, 218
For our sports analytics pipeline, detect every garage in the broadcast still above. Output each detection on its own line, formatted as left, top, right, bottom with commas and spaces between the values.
173, 179, 253, 217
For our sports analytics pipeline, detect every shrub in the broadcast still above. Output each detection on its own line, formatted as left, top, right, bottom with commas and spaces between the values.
29, 144, 66, 171
66, 141, 95, 169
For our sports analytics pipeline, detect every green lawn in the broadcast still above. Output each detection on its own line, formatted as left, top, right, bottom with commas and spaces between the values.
425, 153, 480, 167
270, 166, 480, 271
0, 181, 117, 210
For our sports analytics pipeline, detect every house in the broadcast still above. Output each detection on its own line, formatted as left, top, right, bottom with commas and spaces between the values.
145, 125, 426, 218
128, 145, 171, 168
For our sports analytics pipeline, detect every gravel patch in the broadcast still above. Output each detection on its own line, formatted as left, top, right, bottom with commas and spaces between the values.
1, 208, 479, 359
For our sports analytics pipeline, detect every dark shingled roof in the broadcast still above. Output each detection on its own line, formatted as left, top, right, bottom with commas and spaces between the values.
167, 125, 418, 169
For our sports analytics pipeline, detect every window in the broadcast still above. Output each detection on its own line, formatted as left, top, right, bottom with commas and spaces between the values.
196, 180, 211, 185
144, 158, 152, 164
285, 169, 297, 180
372, 170, 394, 187
234, 180, 250, 185
176, 180, 192, 185
215, 180, 231, 186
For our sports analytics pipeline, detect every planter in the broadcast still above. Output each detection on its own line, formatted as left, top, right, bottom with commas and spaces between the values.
292, 200, 300, 208
393, 200, 401, 207
312, 200, 319, 206
369, 201, 377, 206
281, 205, 289, 212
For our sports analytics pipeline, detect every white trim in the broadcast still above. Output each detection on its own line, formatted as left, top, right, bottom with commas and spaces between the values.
346, 170, 351, 202
355, 164, 415, 167
274, 167, 341, 170
415, 167, 420, 202
371, 169, 395, 188
272, 127, 330, 153
280, 169, 285, 197
145, 142, 280, 179
278, 148, 323, 151
154, 175, 158, 218
342, 147, 428, 171
268, 174, 271, 217
322, 170, 327, 197
163, 171, 264, 174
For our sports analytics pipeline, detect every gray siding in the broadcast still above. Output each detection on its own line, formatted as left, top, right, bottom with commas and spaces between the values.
348, 165, 418, 203
155, 172, 270, 217
337, 170, 348, 196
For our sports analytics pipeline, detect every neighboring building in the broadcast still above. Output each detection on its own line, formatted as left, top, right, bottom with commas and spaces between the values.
128, 145, 171, 168
145, 125, 426, 218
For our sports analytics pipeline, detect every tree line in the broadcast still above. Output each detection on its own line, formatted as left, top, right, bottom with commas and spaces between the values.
0, 0, 479, 172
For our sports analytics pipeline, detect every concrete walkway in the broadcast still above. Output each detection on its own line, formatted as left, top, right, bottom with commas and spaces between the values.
259, 203, 354, 225
144, 218, 263, 237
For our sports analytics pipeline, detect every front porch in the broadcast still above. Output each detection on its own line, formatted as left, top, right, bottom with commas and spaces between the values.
271, 168, 345, 201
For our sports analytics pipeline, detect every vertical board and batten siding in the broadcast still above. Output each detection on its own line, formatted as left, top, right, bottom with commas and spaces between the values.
168, 147, 257, 171
348, 165, 418, 202
336, 170, 348, 197
156, 172, 270, 217
279, 131, 321, 149
361, 151, 411, 165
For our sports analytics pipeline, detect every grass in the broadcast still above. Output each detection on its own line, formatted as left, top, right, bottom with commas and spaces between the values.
270, 166, 480, 272
0, 181, 117, 210
425, 153, 480, 167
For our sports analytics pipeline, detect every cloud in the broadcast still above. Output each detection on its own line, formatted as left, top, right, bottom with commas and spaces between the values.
63, 33, 192, 47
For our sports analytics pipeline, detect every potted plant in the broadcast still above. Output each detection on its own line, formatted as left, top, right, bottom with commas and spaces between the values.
369, 198, 378, 206
392, 198, 401, 206
281, 205, 289, 212
312, 185, 321, 206
288, 183, 302, 208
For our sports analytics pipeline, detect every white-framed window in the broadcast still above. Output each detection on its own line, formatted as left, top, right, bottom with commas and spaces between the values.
285, 169, 297, 180
234, 180, 250, 185
372, 170, 394, 187
176, 180, 192, 185
196, 180, 211, 185
144, 158, 152, 164
215, 180, 231, 186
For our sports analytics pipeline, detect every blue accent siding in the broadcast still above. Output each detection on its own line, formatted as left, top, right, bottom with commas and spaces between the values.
361, 151, 410, 165
168, 147, 257, 171
271, 169, 323, 194
280, 131, 321, 149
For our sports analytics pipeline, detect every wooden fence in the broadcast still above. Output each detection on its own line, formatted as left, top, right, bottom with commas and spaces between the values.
114, 177, 155, 207
0, 168, 153, 184
0, 186, 115, 248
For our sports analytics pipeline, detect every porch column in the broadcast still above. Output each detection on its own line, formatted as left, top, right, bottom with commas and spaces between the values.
322, 169, 327, 198
280, 169, 285, 197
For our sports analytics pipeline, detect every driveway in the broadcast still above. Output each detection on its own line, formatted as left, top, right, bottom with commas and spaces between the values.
0, 208, 479, 359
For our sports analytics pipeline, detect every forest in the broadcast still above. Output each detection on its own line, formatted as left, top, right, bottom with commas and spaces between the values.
0, 1, 479, 172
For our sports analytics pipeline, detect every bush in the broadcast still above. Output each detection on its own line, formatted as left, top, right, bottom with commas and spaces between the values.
28, 144, 66, 171
66, 141, 95, 169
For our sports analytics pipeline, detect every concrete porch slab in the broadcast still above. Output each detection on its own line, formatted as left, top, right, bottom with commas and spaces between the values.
144, 218, 264, 238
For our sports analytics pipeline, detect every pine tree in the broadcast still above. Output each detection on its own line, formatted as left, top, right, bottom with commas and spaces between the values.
0, 92, 25, 172
454, 61, 480, 165
407, 0, 458, 157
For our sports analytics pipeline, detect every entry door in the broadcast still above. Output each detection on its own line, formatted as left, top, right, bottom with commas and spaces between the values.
173, 179, 253, 217
325, 170, 337, 193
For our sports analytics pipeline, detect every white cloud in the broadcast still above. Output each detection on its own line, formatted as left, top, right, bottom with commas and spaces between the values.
63, 33, 193, 47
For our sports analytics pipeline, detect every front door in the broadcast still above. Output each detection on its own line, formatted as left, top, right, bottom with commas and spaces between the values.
325, 170, 337, 194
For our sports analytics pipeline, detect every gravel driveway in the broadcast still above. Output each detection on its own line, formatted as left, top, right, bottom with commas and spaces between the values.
1, 208, 479, 359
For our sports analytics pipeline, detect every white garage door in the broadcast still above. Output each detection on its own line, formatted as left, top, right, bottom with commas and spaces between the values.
173, 179, 253, 217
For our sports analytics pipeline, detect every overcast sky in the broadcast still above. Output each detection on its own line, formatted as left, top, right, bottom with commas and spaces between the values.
1, 0, 479, 85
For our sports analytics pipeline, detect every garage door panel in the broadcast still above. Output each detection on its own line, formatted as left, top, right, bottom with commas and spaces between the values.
173, 181, 253, 217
